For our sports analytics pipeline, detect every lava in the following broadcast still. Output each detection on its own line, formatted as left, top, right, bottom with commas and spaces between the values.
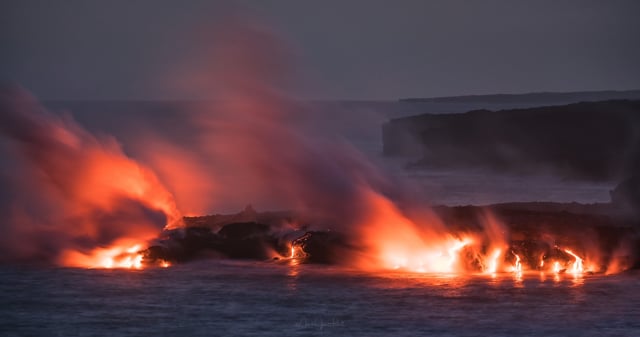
512, 252, 522, 273
564, 249, 584, 274
485, 249, 502, 274
59, 240, 146, 269
0, 87, 182, 268
0, 18, 636, 278
356, 188, 477, 273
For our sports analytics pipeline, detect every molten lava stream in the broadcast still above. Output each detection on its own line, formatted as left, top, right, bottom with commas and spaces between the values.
484, 249, 502, 274
511, 252, 522, 274
59, 239, 170, 270
563, 249, 584, 274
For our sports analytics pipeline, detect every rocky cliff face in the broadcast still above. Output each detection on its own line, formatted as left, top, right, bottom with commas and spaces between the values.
382, 100, 640, 180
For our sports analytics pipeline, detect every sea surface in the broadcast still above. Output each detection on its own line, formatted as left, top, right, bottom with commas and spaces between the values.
1, 261, 639, 337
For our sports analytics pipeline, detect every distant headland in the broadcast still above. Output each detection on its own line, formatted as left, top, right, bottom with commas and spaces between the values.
400, 89, 640, 104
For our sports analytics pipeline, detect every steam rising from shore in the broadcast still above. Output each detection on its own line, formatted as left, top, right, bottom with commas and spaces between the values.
0, 15, 633, 274
0, 87, 182, 264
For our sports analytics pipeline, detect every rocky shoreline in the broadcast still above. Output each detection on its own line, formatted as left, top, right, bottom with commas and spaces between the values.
141, 201, 640, 272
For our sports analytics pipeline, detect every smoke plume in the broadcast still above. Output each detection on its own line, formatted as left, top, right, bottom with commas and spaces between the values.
0, 86, 182, 264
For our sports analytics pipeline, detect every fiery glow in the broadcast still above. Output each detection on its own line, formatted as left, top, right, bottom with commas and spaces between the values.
135, 138, 216, 217
485, 249, 502, 274
356, 190, 614, 277
59, 239, 148, 269
357, 188, 479, 273
383, 237, 471, 273
447, 238, 471, 267
74, 148, 184, 231
511, 252, 522, 273
353, 189, 531, 275
0, 88, 183, 267
0, 20, 633, 279
288, 244, 308, 260
564, 249, 584, 274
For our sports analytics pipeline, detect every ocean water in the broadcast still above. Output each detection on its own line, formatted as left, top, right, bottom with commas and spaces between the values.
387, 167, 615, 206
2, 261, 639, 337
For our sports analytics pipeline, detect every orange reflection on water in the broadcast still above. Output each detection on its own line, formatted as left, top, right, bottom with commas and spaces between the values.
571, 273, 585, 287
380, 270, 591, 289
286, 253, 301, 291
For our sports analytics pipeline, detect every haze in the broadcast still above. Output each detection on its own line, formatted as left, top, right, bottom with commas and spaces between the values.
1, 0, 639, 100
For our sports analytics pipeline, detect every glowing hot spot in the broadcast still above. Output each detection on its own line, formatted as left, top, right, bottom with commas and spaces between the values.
485, 249, 502, 274
564, 249, 584, 274
59, 240, 150, 269
511, 252, 522, 273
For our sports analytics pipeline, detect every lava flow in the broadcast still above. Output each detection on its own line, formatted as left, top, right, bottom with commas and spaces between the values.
512, 252, 522, 274
0, 19, 637, 276
0, 87, 182, 269
485, 249, 502, 274
347, 187, 629, 276
60, 240, 144, 269
564, 249, 584, 274
1, 82, 634, 274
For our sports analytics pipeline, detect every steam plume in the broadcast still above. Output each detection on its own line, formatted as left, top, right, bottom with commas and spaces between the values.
0, 86, 181, 264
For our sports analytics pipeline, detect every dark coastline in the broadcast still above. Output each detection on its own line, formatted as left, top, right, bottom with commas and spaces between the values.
141, 200, 640, 271
383, 100, 640, 180
400, 89, 640, 104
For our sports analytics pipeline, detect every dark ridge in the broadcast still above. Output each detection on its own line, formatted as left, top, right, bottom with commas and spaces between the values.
382, 100, 640, 180
400, 89, 640, 104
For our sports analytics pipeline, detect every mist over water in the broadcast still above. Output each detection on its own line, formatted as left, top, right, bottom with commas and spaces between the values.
1, 262, 638, 337
45, 99, 617, 209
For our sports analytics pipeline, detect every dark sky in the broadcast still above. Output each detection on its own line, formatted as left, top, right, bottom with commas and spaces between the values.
1, 0, 639, 100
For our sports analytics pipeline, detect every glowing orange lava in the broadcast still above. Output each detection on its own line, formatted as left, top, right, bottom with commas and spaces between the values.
59, 239, 148, 269
564, 249, 584, 274
485, 249, 502, 274
383, 237, 472, 273
356, 188, 608, 277
512, 252, 522, 273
